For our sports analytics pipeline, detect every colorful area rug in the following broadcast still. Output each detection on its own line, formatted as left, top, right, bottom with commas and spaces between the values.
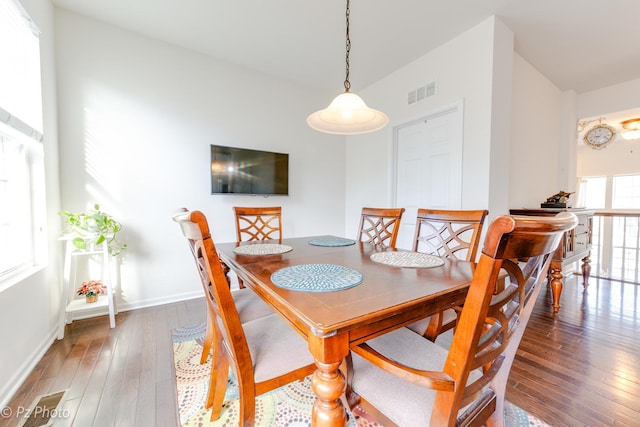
172, 323, 551, 426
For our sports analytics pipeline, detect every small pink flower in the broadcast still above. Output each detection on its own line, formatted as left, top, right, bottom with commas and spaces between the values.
76, 280, 107, 296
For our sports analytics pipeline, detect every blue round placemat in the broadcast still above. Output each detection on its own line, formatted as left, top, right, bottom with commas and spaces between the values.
271, 264, 363, 292
308, 237, 357, 247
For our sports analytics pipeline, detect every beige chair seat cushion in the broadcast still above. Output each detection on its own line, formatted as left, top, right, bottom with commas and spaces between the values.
232, 288, 274, 323
244, 315, 316, 382
351, 326, 480, 427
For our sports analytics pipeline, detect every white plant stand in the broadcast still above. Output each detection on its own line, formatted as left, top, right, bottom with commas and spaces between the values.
57, 236, 117, 339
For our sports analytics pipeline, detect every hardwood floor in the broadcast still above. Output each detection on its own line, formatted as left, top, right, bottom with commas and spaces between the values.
508, 274, 640, 427
2, 299, 206, 427
3, 275, 639, 426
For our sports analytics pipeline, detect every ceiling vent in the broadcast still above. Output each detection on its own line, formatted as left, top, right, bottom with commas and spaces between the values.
408, 81, 437, 105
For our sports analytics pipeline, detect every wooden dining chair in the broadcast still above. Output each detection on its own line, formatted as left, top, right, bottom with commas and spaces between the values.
233, 206, 283, 288
233, 206, 282, 242
173, 209, 273, 365
174, 210, 316, 424
357, 207, 405, 249
347, 212, 577, 427
408, 209, 489, 341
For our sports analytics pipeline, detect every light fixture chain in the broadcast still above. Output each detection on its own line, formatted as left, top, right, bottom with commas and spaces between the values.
344, 0, 351, 92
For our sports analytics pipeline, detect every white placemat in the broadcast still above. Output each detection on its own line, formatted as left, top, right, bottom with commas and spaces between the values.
271, 264, 363, 292
233, 243, 293, 255
370, 251, 445, 268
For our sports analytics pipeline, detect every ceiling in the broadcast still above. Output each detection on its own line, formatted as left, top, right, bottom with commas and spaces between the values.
51, 0, 640, 97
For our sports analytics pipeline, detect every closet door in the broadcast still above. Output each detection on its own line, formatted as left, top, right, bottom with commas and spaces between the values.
394, 106, 462, 250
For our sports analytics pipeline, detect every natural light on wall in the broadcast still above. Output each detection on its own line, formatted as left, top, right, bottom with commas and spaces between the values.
83, 106, 122, 202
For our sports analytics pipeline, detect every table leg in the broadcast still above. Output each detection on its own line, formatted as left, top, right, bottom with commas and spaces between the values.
309, 334, 348, 427
549, 261, 563, 313
581, 253, 591, 288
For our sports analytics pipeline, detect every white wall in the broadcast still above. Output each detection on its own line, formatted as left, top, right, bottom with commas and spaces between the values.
344, 17, 513, 239
578, 139, 640, 177
486, 18, 514, 221
0, 0, 63, 408
54, 9, 346, 308
577, 78, 640, 177
508, 54, 564, 209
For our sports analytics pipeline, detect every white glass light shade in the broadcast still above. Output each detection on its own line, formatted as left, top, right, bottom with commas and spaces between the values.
307, 91, 389, 135
620, 118, 640, 140
621, 129, 640, 140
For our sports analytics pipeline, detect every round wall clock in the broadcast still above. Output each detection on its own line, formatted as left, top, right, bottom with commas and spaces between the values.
584, 124, 616, 149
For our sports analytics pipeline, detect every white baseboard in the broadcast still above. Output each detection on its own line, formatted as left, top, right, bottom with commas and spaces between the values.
0, 328, 57, 409
116, 290, 203, 312
67, 290, 203, 321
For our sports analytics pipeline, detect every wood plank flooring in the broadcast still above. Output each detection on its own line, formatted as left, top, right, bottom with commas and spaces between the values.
3, 275, 639, 426
507, 275, 640, 427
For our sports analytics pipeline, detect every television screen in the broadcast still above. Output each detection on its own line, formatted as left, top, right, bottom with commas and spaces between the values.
210, 145, 289, 195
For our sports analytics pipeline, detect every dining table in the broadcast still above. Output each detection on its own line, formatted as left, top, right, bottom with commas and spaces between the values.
216, 235, 475, 427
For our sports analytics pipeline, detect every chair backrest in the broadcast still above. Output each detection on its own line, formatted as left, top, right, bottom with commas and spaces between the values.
413, 208, 488, 262
174, 210, 252, 371
233, 206, 282, 242
431, 212, 577, 425
174, 210, 315, 424
357, 207, 405, 248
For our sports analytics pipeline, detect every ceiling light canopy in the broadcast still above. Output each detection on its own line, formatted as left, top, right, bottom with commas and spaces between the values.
307, 0, 388, 135
620, 118, 640, 140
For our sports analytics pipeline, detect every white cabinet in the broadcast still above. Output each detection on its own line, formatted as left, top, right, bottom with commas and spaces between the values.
57, 237, 117, 339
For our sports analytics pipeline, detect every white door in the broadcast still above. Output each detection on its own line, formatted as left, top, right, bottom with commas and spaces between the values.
394, 105, 463, 250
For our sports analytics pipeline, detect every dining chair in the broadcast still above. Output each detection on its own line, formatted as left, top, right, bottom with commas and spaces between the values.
347, 212, 577, 427
233, 206, 283, 288
408, 209, 489, 341
174, 210, 316, 424
173, 209, 273, 365
233, 206, 282, 242
357, 207, 405, 249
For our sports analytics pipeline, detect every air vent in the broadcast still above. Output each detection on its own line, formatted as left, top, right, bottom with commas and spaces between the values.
407, 81, 437, 105
19, 390, 65, 427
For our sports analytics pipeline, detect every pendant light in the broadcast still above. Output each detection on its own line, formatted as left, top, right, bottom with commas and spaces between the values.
307, 0, 388, 135
620, 118, 640, 140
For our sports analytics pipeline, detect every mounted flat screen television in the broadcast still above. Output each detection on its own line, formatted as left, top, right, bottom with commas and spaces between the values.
210, 145, 289, 195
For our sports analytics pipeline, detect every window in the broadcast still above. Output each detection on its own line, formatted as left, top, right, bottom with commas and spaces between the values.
612, 175, 640, 209
0, 0, 43, 132
0, 0, 45, 286
577, 174, 640, 210
577, 174, 640, 283
577, 176, 606, 209
0, 127, 39, 277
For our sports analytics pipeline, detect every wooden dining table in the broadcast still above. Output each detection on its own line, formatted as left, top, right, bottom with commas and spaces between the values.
216, 235, 475, 427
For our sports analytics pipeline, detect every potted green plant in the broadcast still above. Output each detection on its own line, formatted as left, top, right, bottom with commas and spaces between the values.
76, 279, 107, 303
59, 203, 127, 256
